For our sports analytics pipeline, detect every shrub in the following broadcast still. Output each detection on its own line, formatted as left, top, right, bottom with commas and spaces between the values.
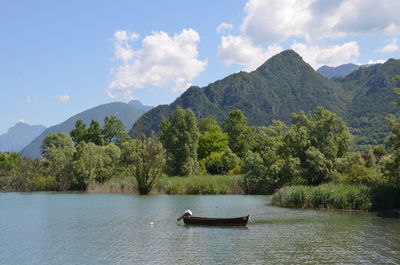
28, 176, 57, 191
203, 149, 239, 175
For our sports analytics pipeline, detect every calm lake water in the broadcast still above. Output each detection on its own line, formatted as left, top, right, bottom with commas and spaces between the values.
0, 193, 399, 265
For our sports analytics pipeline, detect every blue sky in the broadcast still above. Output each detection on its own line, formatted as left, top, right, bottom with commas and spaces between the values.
1, 0, 400, 134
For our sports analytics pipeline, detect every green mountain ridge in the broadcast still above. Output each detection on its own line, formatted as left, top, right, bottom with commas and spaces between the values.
130, 50, 400, 146
21, 102, 149, 159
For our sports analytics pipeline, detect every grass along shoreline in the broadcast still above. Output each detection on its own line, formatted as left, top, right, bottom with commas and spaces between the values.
271, 183, 400, 211
86, 174, 244, 195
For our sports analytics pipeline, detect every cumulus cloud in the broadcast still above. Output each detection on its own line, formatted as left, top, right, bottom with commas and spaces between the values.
113, 30, 140, 62
218, 35, 282, 71
218, 0, 400, 69
291, 41, 360, 69
377, 39, 399, 53
108, 28, 207, 99
216, 23, 233, 33
55, 94, 70, 102
240, 0, 400, 44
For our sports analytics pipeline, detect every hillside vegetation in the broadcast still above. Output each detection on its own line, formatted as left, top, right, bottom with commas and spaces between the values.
130, 50, 400, 147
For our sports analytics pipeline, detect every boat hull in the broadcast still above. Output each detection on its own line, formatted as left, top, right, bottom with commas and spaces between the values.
183, 215, 249, 226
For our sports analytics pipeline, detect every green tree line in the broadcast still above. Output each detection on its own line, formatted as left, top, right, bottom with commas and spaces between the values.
2, 78, 400, 195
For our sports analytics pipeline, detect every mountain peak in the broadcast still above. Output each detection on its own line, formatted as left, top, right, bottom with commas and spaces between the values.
255, 50, 311, 76
128, 100, 153, 112
317, 63, 360, 78
0, 123, 46, 152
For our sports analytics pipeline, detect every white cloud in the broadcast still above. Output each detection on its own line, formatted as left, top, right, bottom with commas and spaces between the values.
113, 30, 140, 62
291, 41, 360, 69
240, 0, 316, 43
366, 59, 386, 65
218, 0, 400, 70
55, 94, 70, 102
377, 39, 399, 53
216, 23, 233, 33
108, 28, 207, 99
218, 35, 282, 71
239, 0, 400, 44
18, 119, 26, 123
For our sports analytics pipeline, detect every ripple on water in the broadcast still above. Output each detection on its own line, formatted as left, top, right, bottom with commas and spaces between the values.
0, 193, 399, 265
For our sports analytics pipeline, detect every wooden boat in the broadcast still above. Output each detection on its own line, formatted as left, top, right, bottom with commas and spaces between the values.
183, 215, 249, 226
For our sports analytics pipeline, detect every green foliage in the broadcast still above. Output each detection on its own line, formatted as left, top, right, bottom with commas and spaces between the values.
0, 152, 22, 191
156, 174, 243, 195
121, 137, 166, 194
70, 120, 87, 145
72, 142, 121, 190
86, 175, 136, 193
41, 132, 76, 190
222, 110, 255, 157
203, 149, 239, 175
272, 183, 400, 211
197, 116, 228, 160
41, 131, 75, 155
102, 116, 129, 145
242, 126, 300, 194
86, 120, 105, 146
272, 183, 372, 210
27, 176, 57, 191
160, 107, 199, 176
131, 51, 400, 149
382, 79, 400, 186
285, 106, 353, 185
23, 102, 146, 159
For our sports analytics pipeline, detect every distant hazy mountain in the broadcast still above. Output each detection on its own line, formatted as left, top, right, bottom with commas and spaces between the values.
0, 123, 46, 152
21, 102, 148, 159
128, 100, 153, 112
317, 63, 360, 78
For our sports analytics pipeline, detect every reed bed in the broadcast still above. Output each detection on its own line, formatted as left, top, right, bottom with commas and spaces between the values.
156, 174, 243, 195
86, 176, 137, 193
272, 183, 400, 211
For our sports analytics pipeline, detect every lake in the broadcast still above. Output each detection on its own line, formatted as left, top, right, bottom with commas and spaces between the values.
0, 193, 399, 265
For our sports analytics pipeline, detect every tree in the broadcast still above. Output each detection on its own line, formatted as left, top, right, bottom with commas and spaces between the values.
70, 120, 87, 145
41, 131, 75, 155
382, 76, 400, 186
86, 120, 105, 146
222, 110, 255, 157
160, 107, 199, 176
242, 123, 300, 194
72, 142, 121, 189
102, 116, 129, 145
121, 137, 166, 194
197, 116, 228, 160
203, 148, 239, 175
284, 107, 352, 185
41, 132, 76, 190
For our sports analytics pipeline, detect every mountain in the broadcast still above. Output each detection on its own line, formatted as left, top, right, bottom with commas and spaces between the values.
128, 100, 153, 112
130, 50, 349, 137
337, 59, 400, 145
130, 50, 400, 147
0, 123, 46, 152
21, 102, 148, 159
317, 63, 360, 78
